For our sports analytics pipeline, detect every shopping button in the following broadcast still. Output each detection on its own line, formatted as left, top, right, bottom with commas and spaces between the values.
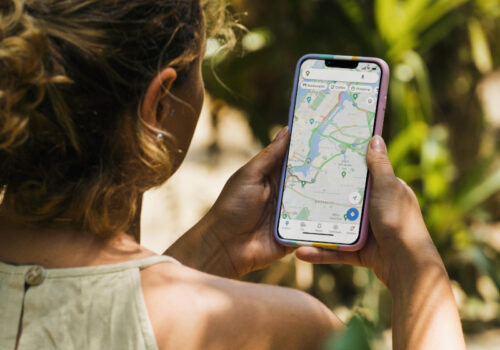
346, 208, 359, 221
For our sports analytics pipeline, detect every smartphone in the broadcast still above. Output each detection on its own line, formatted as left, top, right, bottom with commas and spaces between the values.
274, 54, 389, 251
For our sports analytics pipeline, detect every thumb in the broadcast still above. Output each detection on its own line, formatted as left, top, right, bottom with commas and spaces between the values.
295, 247, 364, 267
246, 126, 289, 176
366, 135, 395, 183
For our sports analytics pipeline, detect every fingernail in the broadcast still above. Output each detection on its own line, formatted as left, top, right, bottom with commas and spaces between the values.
274, 126, 289, 142
370, 135, 386, 152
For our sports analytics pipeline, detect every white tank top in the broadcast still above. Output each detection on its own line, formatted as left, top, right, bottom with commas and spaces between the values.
0, 255, 180, 350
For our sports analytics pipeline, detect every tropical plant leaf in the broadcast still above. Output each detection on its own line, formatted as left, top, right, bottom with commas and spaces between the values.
327, 314, 374, 350
456, 167, 500, 212
468, 18, 493, 73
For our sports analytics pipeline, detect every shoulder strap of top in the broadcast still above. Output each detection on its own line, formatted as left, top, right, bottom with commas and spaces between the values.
134, 255, 181, 270
0, 255, 182, 278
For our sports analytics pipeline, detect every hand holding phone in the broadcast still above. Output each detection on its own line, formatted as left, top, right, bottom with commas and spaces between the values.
295, 135, 440, 287
296, 136, 466, 350
275, 54, 390, 251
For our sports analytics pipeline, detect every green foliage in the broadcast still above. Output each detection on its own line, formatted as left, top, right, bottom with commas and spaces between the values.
208, 0, 500, 343
326, 313, 375, 350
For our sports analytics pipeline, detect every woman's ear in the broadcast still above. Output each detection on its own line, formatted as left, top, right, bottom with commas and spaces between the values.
141, 67, 178, 125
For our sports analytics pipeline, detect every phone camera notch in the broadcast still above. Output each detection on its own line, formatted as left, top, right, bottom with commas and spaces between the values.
325, 59, 359, 69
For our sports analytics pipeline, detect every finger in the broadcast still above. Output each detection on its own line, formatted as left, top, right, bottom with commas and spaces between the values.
397, 177, 407, 186
282, 245, 297, 256
366, 135, 395, 183
295, 247, 364, 267
246, 126, 289, 176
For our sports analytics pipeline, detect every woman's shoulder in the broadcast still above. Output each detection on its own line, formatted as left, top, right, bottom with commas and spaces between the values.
140, 260, 341, 350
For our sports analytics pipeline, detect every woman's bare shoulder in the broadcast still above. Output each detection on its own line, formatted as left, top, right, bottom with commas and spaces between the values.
140, 260, 342, 350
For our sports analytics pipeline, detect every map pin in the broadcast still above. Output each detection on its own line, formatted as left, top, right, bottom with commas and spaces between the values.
353, 93, 358, 100
301, 181, 306, 187
341, 171, 346, 178
307, 96, 312, 103
309, 118, 314, 125
344, 214, 347, 221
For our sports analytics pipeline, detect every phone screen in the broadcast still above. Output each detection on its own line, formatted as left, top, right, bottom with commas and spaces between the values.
277, 58, 382, 245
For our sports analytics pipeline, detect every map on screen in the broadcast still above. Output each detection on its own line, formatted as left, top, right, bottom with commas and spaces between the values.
278, 58, 381, 244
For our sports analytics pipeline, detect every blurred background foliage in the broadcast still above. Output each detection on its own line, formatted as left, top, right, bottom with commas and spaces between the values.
202, 0, 500, 347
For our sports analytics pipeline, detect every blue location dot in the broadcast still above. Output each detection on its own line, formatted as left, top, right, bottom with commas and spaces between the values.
309, 118, 314, 125
285, 221, 289, 226
346, 208, 359, 221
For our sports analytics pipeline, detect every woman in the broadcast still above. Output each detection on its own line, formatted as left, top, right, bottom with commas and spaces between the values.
0, 0, 465, 349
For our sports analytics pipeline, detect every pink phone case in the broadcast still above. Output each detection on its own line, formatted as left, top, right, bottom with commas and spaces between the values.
274, 54, 390, 251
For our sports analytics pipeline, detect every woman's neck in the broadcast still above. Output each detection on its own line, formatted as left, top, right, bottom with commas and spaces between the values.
0, 217, 154, 268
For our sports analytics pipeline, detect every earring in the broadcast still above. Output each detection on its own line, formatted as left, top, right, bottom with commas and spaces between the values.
157, 133, 164, 140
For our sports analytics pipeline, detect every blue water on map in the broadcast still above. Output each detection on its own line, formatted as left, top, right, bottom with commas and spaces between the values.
292, 92, 351, 178
295, 88, 307, 105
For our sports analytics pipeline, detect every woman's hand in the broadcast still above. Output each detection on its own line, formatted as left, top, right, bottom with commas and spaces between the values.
295, 136, 465, 350
165, 127, 293, 278
295, 135, 441, 288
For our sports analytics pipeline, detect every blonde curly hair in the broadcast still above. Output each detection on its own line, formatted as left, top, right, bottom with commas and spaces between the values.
0, 0, 232, 235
